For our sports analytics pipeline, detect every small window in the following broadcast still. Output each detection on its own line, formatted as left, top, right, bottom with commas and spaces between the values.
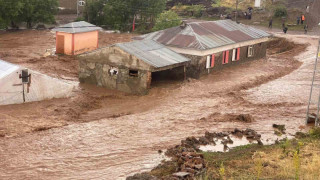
206, 54, 215, 69
248, 45, 254, 57
129, 70, 138, 77
222, 50, 229, 64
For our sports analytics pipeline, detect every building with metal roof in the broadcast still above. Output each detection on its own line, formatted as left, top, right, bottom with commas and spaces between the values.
134, 20, 271, 79
53, 21, 101, 55
134, 20, 270, 56
77, 20, 271, 94
115, 40, 190, 69
53, 21, 101, 34
78, 40, 190, 94
0, 59, 77, 105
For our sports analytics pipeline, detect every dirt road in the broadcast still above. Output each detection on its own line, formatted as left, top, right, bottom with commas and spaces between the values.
0, 33, 317, 179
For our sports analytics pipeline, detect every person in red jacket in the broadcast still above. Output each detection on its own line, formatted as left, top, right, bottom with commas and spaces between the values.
301, 15, 305, 25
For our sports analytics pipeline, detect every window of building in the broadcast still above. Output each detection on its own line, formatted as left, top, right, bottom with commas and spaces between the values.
222, 50, 229, 64
129, 70, 138, 77
206, 54, 215, 69
232, 48, 240, 61
248, 45, 254, 57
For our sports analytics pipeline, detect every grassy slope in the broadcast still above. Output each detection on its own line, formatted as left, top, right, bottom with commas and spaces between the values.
200, 128, 320, 180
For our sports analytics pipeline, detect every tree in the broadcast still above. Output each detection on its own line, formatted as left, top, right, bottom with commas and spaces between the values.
0, 0, 24, 28
20, 0, 58, 28
84, 0, 107, 25
84, 0, 166, 31
0, 0, 58, 29
187, 5, 205, 18
153, 11, 181, 31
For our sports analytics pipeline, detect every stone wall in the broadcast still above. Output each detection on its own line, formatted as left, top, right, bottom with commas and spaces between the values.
183, 42, 267, 78
78, 46, 152, 95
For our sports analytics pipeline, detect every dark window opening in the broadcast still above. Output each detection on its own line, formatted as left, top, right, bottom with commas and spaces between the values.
129, 70, 138, 77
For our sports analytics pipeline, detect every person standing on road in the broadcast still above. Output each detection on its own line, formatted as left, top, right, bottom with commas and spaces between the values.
297, 16, 300, 25
301, 15, 305, 24
269, 18, 273, 29
304, 24, 308, 34
283, 26, 288, 34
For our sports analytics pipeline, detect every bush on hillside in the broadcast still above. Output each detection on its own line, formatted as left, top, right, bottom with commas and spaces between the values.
153, 11, 181, 31
274, 6, 287, 17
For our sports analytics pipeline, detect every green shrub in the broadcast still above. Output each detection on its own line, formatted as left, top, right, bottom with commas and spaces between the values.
309, 128, 320, 139
274, 6, 287, 17
153, 11, 181, 31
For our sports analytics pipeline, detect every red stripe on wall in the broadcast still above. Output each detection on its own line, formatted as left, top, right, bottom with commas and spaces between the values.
211, 54, 215, 67
237, 48, 240, 60
225, 50, 229, 63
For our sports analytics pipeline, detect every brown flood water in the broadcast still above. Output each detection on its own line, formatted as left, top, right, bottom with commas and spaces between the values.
0, 34, 318, 179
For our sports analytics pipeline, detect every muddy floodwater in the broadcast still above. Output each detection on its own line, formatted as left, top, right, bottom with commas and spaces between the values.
0, 34, 318, 179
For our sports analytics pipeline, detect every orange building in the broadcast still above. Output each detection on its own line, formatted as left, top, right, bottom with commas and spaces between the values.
53, 21, 101, 55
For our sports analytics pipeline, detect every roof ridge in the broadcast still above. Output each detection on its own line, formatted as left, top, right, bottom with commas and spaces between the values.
187, 23, 206, 50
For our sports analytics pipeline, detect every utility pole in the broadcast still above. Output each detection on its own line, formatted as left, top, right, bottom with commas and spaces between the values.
235, 0, 239, 22
77, 0, 79, 17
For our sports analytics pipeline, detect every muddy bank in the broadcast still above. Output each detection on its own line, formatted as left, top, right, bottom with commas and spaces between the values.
127, 128, 263, 179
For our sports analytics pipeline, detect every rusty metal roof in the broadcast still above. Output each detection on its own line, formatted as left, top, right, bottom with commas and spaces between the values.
134, 20, 271, 50
52, 21, 102, 34
115, 40, 190, 68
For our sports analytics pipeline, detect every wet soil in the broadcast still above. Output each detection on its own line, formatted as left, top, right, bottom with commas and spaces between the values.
0, 30, 135, 80
0, 31, 316, 179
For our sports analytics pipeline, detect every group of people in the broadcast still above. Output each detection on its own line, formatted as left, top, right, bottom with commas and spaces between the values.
244, 7, 253, 20
268, 14, 308, 34
297, 15, 306, 25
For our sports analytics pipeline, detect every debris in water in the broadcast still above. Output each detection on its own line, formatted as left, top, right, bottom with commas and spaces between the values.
236, 114, 254, 123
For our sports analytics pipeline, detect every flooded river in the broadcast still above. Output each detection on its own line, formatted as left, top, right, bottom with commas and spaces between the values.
0, 34, 318, 179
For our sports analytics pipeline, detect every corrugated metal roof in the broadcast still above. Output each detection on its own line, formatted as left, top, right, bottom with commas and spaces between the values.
115, 40, 190, 68
52, 21, 102, 34
134, 20, 271, 50
0, 59, 19, 79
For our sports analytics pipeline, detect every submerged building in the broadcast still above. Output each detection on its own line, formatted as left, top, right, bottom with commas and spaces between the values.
79, 20, 271, 94
0, 59, 77, 105
79, 40, 190, 94
134, 19, 271, 79
53, 21, 101, 55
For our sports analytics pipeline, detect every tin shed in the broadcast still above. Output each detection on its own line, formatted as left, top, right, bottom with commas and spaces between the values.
53, 21, 101, 55
78, 40, 190, 94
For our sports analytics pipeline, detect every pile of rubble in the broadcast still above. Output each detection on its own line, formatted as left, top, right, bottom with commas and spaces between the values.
127, 128, 262, 180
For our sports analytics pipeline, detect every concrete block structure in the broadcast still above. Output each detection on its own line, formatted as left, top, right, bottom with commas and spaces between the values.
0, 59, 77, 105
53, 21, 101, 55
78, 40, 190, 95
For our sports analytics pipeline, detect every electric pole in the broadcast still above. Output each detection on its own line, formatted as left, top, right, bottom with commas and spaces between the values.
235, 0, 239, 22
